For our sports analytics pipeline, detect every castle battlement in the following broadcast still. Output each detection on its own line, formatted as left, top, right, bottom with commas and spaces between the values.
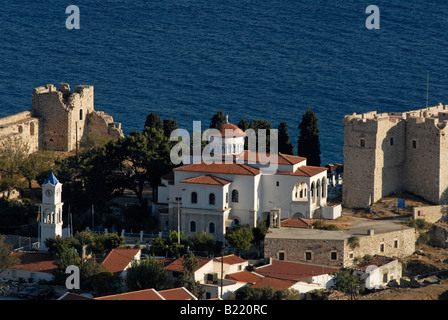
0, 83, 123, 154
343, 102, 448, 209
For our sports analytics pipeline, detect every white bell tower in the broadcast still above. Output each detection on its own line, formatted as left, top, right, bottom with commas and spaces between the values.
40, 171, 64, 250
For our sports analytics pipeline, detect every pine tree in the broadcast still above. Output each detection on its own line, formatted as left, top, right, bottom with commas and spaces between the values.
297, 109, 321, 166
278, 122, 294, 155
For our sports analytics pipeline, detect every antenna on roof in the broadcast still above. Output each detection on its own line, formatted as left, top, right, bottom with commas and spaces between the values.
426, 71, 429, 108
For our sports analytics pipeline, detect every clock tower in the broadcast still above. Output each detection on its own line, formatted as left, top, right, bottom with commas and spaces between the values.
40, 171, 64, 250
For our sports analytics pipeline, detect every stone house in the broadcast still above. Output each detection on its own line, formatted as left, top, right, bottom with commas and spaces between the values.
264, 219, 416, 268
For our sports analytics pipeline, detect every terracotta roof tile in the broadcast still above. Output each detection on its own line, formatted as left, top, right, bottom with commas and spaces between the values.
280, 217, 315, 229
251, 277, 297, 290
216, 254, 247, 265
226, 271, 262, 284
95, 288, 164, 300
101, 248, 141, 275
165, 256, 212, 273
158, 287, 197, 300
174, 162, 260, 176
10, 252, 56, 273
209, 123, 246, 137
276, 165, 328, 177
180, 175, 232, 186
255, 260, 340, 281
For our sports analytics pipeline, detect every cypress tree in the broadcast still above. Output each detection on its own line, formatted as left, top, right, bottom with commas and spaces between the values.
278, 122, 294, 155
297, 109, 321, 166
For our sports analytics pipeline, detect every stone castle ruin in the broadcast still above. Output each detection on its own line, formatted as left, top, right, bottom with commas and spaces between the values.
0, 83, 123, 154
343, 103, 448, 208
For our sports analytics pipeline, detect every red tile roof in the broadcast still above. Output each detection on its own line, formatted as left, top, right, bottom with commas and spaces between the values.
95, 288, 164, 300
101, 248, 141, 275
356, 256, 395, 272
208, 123, 246, 137
276, 165, 328, 177
180, 175, 232, 186
234, 151, 306, 166
216, 254, 247, 265
251, 277, 297, 290
164, 256, 213, 273
254, 260, 340, 281
174, 162, 260, 176
226, 271, 262, 284
280, 217, 315, 229
10, 252, 56, 273
158, 287, 197, 300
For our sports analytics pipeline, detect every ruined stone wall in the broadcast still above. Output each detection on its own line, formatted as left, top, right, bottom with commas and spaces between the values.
0, 111, 39, 154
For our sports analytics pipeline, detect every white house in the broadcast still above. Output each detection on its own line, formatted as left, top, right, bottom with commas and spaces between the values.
158, 117, 339, 241
0, 252, 56, 283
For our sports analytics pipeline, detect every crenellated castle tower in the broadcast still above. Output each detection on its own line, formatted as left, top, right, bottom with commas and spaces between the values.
343, 104, 448, 208
0, 83, 124, 154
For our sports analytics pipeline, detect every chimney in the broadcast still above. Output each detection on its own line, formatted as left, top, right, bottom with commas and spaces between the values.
368, 229, 374, 236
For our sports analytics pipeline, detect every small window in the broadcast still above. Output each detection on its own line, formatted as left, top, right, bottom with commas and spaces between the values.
383, 273, 388, 283
191, 192, 198, 204
360, 138, 366, 148
412, 140, 417, 149
305, 251, 312, 261
279, 252, 285, 261
331, 251, 338, 261
209, 193, 215, 205
390, 137, 394, 146
190, 221, 196, 232
276, 181, 280, 187
394, 239, 399, 249
380, 243, 385, 253
209, 222, 215, 234
226, 192, 229, 203
231, 190, 239, 203
349, 252, 354, 260
79, 109, 83, 121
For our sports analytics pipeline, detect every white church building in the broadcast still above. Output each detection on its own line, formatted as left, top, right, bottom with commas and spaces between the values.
157, 118, 341, 242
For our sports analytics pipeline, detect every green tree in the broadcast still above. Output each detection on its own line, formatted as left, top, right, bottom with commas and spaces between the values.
125, 257, 168, 291
20, 150, 55, 189
297, 108, 321, 166
188, 231, 222, 256
163, 118, 178, 139
252, 220, 268, 256
225, 224, 254, 251
176, 252, 205, 299
0, 234, 20, 273
80, 259, 118, 295
278, 122, 294, 155
144, 112, 163, 132
210, 111, 226, 129
53, 247, 81, 285
331, 270, 362, 299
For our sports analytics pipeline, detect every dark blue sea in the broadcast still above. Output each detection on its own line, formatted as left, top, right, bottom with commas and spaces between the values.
1, 1, 448, 165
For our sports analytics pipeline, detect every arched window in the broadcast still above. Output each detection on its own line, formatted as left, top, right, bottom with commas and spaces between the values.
191, 192, 198, 204
190, 221, 196, 232
311, 182, 315, 198
209, 193, 215, 205
321, 177, 326, 198
231, 190, 239, 202
316, 180, 321, 198
209, 222, 215, 234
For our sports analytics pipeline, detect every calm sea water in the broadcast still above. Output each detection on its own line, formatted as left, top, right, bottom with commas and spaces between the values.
1, 1, 448, 165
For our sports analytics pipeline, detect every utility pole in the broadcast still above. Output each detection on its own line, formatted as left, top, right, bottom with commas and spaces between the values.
175, 197, 181, 244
